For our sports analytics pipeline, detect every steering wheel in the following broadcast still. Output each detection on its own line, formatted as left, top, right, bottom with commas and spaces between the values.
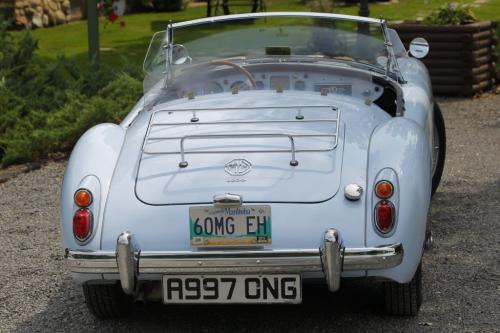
208, 60, 257, 89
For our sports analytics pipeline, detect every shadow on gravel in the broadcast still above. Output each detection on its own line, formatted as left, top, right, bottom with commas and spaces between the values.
13, 278, 419, 332
17, 179, 500, 333
429, 178, 500, 243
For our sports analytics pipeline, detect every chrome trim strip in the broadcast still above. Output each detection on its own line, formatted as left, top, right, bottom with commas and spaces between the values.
66, 253, 118, 273
153, 105, 338, 112
148, 133, 336, 141
136, 248, 321, 258
344, 243, 403, 270
148, 119, 337, 127
140, 256, 322, 274
149, 119, 338, 127
143, 147, 337, 155
65, 244, 403, 274
169, 12, 384, 29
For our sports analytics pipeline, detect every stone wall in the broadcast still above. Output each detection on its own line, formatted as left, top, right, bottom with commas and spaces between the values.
0, 0, 15, 21
14, 0, 71, 28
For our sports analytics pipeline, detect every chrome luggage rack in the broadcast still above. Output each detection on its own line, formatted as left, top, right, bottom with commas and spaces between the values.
142, 105, 341, 168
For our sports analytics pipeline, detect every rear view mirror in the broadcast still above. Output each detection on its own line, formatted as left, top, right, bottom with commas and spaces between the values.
172, 44, 192, 65
409, 38, 429, 59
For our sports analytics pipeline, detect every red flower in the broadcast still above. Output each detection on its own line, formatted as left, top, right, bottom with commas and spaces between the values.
108, 11, 118, 23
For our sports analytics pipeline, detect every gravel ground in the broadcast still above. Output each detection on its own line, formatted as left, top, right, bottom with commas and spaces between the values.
0, 95, 499, 333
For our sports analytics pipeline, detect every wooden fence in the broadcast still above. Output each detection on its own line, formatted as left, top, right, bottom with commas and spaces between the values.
394, 21, 498, 96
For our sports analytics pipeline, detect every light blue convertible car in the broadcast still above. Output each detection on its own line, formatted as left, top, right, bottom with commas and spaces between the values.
62, 12, 446, 317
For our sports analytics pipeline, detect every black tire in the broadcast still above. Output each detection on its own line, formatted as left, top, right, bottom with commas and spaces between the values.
82, 282, 134, 319
431, 103, 446, 196
383, 263, 422, 316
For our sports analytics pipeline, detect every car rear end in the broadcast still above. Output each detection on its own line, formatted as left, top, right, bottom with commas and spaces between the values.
64, 93, 412, 308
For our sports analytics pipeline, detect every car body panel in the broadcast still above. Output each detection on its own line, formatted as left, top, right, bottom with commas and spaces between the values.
366, 118, 431, 282
135, 92, 388, 205
100, 93, 388, 251
61, 12, 437, 291
60, 124, 125, 250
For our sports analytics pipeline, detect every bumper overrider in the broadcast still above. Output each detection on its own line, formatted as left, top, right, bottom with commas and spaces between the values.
65, 228, 403, 295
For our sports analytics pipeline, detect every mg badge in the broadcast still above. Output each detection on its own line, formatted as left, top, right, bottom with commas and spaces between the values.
225, 159, 252, 176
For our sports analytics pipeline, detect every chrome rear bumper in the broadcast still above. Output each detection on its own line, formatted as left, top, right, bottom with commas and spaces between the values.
65, 228, 403, 294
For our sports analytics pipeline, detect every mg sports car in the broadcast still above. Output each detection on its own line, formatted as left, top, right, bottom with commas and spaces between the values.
62, 12, 446, 318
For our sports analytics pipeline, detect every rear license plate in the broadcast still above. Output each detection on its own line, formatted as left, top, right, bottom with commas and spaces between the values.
162, 274, 301, 304
189, 205, 271, 246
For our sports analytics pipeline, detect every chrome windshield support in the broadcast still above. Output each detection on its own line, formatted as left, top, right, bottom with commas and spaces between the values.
381, 21, 405, 84
161, 20, 174, 89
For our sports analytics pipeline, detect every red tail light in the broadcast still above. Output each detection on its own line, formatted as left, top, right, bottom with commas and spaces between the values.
375, 201, 395, 234
73, 208, 93, 242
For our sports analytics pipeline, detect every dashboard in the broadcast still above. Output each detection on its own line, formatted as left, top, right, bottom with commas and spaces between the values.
176, 68, 385, 101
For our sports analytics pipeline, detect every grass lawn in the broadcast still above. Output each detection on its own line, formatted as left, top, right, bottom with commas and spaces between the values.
27, 0, 500, 70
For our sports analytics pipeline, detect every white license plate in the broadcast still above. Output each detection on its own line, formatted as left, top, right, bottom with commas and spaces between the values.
189, 205, 271, 246
162, 274, 301, 304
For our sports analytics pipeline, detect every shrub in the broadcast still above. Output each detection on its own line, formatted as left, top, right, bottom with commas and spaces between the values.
0, 20, 143, 167
424, 2, 476, 25
30, 73, 142, 155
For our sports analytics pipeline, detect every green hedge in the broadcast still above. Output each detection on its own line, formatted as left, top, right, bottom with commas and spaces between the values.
0, 21, 143, 167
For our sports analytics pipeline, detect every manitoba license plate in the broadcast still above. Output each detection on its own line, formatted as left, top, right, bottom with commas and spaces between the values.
163, 274, 301, 304
189, 205, 271, 246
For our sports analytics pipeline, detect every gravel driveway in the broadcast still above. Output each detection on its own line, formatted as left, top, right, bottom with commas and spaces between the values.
0, 94, 499, 333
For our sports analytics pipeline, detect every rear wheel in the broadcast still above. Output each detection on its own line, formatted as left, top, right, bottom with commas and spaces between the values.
383, 263, 422, 316
82, 282, 134, 318
431, 103, 446, 196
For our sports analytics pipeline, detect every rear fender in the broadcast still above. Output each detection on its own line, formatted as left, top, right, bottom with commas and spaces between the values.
366, 117, 431, 283
60, 124, 125, 250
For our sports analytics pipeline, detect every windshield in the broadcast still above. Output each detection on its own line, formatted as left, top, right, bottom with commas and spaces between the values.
143, 13, 399, 106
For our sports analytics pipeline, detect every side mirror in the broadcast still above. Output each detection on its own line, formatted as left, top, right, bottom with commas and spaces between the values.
409, 38, 429, 59
172, 44, 192, 65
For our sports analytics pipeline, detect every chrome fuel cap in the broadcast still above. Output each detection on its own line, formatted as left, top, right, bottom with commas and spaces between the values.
345, 184, 363, 201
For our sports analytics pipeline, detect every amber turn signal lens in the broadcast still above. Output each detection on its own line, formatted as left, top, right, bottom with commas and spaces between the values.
375, 181, 393, 199
74, 189, 92, 207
